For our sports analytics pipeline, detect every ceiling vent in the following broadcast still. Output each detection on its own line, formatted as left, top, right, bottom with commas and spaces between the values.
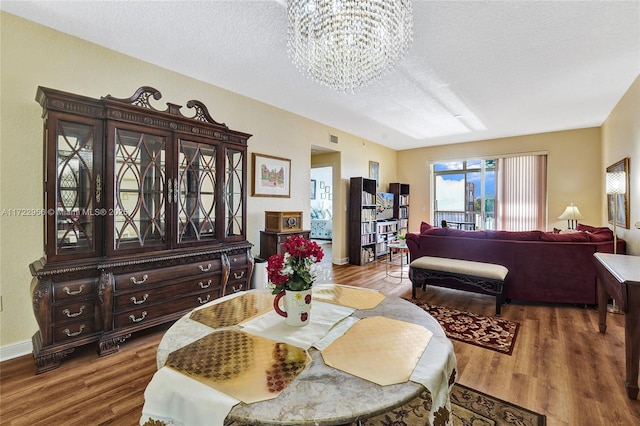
330, 134, 339, 144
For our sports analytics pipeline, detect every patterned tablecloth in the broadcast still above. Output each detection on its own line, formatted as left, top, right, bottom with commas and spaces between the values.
141, 285, 457, 426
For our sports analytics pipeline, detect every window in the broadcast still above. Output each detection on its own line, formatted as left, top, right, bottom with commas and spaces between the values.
433, 160, 495, 230
433, 155, 546, 231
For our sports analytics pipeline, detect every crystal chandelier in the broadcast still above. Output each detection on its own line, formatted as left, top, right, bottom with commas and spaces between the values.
287, 0, 414, 93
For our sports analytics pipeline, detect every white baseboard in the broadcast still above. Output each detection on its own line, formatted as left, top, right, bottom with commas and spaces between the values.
0, 339, 32, 362
334, 257, 349, 265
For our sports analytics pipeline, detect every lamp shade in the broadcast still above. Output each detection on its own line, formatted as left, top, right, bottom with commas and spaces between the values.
606, 171, 627, 194
558, 203, 584, 220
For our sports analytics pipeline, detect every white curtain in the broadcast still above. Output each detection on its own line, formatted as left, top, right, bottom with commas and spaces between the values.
496, 155, 547, 231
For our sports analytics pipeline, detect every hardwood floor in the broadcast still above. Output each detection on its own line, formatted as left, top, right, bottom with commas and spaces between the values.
2, 255, 639, 425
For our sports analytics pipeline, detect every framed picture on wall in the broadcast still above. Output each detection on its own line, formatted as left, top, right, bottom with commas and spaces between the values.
310, 179, 316, 200
369, 161, 379, 188
251, 153, 291, 197
606, 157, 630, 229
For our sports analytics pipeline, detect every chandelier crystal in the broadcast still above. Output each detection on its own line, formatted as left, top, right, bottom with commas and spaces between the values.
287, 0, 414, 93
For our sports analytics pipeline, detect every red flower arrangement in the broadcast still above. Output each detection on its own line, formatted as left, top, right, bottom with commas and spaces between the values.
266, 235, 324, 294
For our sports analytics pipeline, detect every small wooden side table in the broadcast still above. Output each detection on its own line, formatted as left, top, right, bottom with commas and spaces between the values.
259, 230, 310, 260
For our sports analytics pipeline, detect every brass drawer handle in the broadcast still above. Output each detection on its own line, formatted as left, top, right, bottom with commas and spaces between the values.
63, 284, 85, 296
199, 264, 212, 272
63, 325, 85, 337
198, 294, 211, 304
231, 284, 243, 293
129, 311, 147, 323
233, 271, 245, 280
130, 274, 149, 285
199, 280, 211, 289
62, 306, 86, 318
130, 294, 149, 305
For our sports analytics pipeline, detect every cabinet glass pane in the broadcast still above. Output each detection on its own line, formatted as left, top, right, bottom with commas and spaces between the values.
55, 121, 95, 253
177, 140, 217, 243
224, 148, 244, 237
114, 129, 166, 249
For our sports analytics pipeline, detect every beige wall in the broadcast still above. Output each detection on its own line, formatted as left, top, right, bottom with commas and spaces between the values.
0, 13, 396, 350
397, 127, 602, 234
601, 75, 640, 255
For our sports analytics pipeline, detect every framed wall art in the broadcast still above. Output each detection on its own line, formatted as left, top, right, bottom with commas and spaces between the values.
310, 179, 316, 200
252, 153, 291, 198
606, 157, 630, 229
369, 161, 379, 188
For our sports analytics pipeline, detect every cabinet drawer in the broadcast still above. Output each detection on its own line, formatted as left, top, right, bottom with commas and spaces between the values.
225, 280, 248, 295
227, 253, 248, 268
113, 275, 222, 311
114, 259, 222, 290
54, 321, 96, 343
53, 278, 95, 301
228, 268, 248, 283
113, 292, 216, 329
54, 301, 95, 324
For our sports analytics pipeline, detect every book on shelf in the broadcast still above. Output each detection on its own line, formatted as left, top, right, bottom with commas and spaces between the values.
361, 247, 375, 264
361, 191, 375, 205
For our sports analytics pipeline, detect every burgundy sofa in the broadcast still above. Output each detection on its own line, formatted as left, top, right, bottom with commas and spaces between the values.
406, 222, 626, 305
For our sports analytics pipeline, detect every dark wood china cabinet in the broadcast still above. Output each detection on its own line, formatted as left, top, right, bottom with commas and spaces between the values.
29, 86, 254, 373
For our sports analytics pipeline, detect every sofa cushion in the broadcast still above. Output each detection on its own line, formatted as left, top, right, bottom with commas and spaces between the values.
445, 228, 487, 238
540, 232, 590, 242
420, 221, 433, 234
587, 230, 614, 242
485, 230, 542, 241
422, 227, 447, 236
577, 223, 611, 234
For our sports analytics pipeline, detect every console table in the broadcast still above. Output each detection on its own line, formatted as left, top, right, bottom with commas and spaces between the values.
594, 252, 640, 399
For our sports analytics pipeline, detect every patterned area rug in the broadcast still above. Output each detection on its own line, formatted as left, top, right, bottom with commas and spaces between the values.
450, 383, 546, 426
346, 383, 546, 426
410, 301, 520, 355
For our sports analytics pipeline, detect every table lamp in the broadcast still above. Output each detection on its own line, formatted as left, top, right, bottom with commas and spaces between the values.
606, 170, 626, 313
558, 203, 583, 230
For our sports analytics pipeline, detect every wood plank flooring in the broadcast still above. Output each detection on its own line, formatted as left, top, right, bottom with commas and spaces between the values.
2, 252, 640, 425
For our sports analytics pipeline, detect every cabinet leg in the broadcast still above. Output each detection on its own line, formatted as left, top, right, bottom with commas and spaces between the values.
33, 332, 75, 374
98, 333, 131, 356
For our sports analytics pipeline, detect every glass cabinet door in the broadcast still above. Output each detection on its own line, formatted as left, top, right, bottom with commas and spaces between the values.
176, 138, 218, 245
50, 117, 103, 259
109, 124, 169, 254
223, 147, 245, 240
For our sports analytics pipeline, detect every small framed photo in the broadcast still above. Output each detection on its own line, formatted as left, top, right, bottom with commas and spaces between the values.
321, 193, 327, 199
251, 153, 291, 198
310, 179, 316, 199
325, 186, 331, 193
319, 181, 325, 189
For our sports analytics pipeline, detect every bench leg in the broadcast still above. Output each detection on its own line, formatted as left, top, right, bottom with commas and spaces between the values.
495, 292, 505, 317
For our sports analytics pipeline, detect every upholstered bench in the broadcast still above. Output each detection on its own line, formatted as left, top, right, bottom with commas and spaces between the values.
409, 256, 509, 316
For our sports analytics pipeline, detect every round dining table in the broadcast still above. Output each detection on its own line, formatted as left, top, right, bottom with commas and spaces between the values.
141, 285, 457, 426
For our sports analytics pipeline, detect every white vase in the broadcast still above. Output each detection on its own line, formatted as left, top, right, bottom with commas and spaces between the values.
273, 288, 312, 327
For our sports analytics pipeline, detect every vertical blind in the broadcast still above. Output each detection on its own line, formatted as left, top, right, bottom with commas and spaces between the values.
496, 155, 547, 231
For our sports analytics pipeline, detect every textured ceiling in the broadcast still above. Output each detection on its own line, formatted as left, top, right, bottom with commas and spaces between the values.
2, 1, 639, 150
